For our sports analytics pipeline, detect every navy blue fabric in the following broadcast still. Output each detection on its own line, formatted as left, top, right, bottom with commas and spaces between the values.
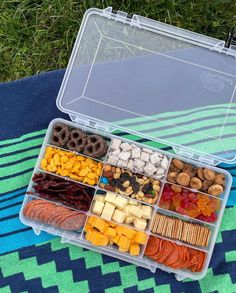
0, 69, 68, 140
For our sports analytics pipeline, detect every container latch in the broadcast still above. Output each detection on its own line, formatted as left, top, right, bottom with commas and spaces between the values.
224, 28, 236, 48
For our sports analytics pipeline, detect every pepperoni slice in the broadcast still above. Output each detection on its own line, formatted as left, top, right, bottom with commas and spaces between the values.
164, 242, 179, 266
59, 213, 86, 230
145, 236, 160, 257
157, 241, 173, 263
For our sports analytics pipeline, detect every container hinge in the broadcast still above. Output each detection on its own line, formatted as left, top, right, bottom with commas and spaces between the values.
74, 116, 89, 127
198, 155, 214, 166
94, 122, 110, 133
103, 7, 140, 27
224, 28, 236, 49
172, 147, 193, 160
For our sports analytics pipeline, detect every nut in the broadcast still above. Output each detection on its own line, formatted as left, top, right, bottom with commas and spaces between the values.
214, 174, 226, 186
171, 185, 182, 193
203, 169, 216, 181
190, 177, 202, 190
182, 164, 197, 178
113, 173, 120, 179
201, 180, 214, 192
104, 165, 111, 172
197, 168, 204, 180
167, 172, 178, 183
116, 167, 121, 173
153, 184, 160, 192
123, 180, 130, 188
126, 186, 133, 195
176, 172, 190, 186
137, 191, 144, 198
172, 159, 184, 170
138, 179, 144, 185
153, 180, 160, 185
169, 165, 181, 174
208, 184, 223, 196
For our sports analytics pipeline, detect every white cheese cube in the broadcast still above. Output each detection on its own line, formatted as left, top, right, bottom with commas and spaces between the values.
112, 209, 126, 224
128, 199, 138, 205
105, 192, 117, 203
141, 205, 152, 219
128, 205, 143, 218
95, 195, 105, 203
101, 202, 115, 221
124, 204, 132, 215
114, 195, 128, 209
92, 200, 104, 215
133, 218, 147, 230
125, 215, 135, 224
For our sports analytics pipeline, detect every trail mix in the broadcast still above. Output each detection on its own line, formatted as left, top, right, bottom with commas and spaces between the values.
23, 199, 86, 230
167, 159, 225, 196
151, 213, 211, 247
159, 184, 220, 223
41, 146, 103, 186
99, 165, 161, 204
145, 236, 206, 272
107, 139, 169, 179
28, 173, 94, 211
51, 122, 109, 159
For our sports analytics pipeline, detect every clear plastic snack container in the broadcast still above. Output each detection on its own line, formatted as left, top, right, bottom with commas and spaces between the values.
20, 7, 236, 281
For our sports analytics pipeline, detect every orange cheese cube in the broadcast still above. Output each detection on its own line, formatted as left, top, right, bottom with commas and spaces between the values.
116, 226, 124, 235
87, 216, 96, 226
85, 230, 93, 242
84, 223, 93, 233
112, 234, 120, 245
121, 226, 136, 240
90, 231, 109, 246
105, 227, 116, 238
119, 246, 129, 252
134, 231, 148, 245
118, 235, 131, 250
93, 217, 108, 233
129, 243, 140, 256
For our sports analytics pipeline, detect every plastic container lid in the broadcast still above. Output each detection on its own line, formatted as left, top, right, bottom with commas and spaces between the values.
57, 7, 236, 164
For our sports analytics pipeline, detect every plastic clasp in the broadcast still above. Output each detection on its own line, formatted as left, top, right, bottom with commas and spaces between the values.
225, 28, 236, 49
103, 7, 140, 27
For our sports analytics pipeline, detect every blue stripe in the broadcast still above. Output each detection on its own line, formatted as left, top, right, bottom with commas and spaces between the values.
0, 194, 24, 209
0, 217, 27, 235
0, 155, 38, 168
0, 229, 54, 254
0, 192, 26, 204
0, 203, 22, 218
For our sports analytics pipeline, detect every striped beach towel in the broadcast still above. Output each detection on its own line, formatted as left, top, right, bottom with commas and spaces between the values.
0, 70, 236, 292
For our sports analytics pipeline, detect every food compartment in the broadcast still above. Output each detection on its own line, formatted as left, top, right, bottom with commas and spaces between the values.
49, 121, 110, 160
90, 190, 154, 231
144, 235, 207, 273
151, 210, 212, 248
28, 171, 95, 212
82, 215, 148, 256
21, 196, 87, 235
158, 184, 221, 223
99, 164, 162, 204
40, 145, 103, 186
107, 138, 170, 179
167, 158, 226, 197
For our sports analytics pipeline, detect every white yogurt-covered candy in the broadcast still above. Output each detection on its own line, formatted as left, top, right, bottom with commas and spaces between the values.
120, 143, 132, 152
150, 153, 161, 165
144, 163, 157, 176
140, 151, 150, 162
131, 147, 141, 159
111, 139, 122, 150
118, 151, 131, 161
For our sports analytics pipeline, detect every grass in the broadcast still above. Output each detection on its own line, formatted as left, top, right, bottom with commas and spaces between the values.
0, 0, 236, 82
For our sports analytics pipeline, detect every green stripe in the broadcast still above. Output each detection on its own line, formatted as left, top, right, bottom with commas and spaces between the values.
0, 158, 37, 177
127, 115, 235, 134
0, 147, 41, 165
0, 129, 46, 147
116, 103, 235, 126
0, 139, 44, 156
0, 172, 32, 194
